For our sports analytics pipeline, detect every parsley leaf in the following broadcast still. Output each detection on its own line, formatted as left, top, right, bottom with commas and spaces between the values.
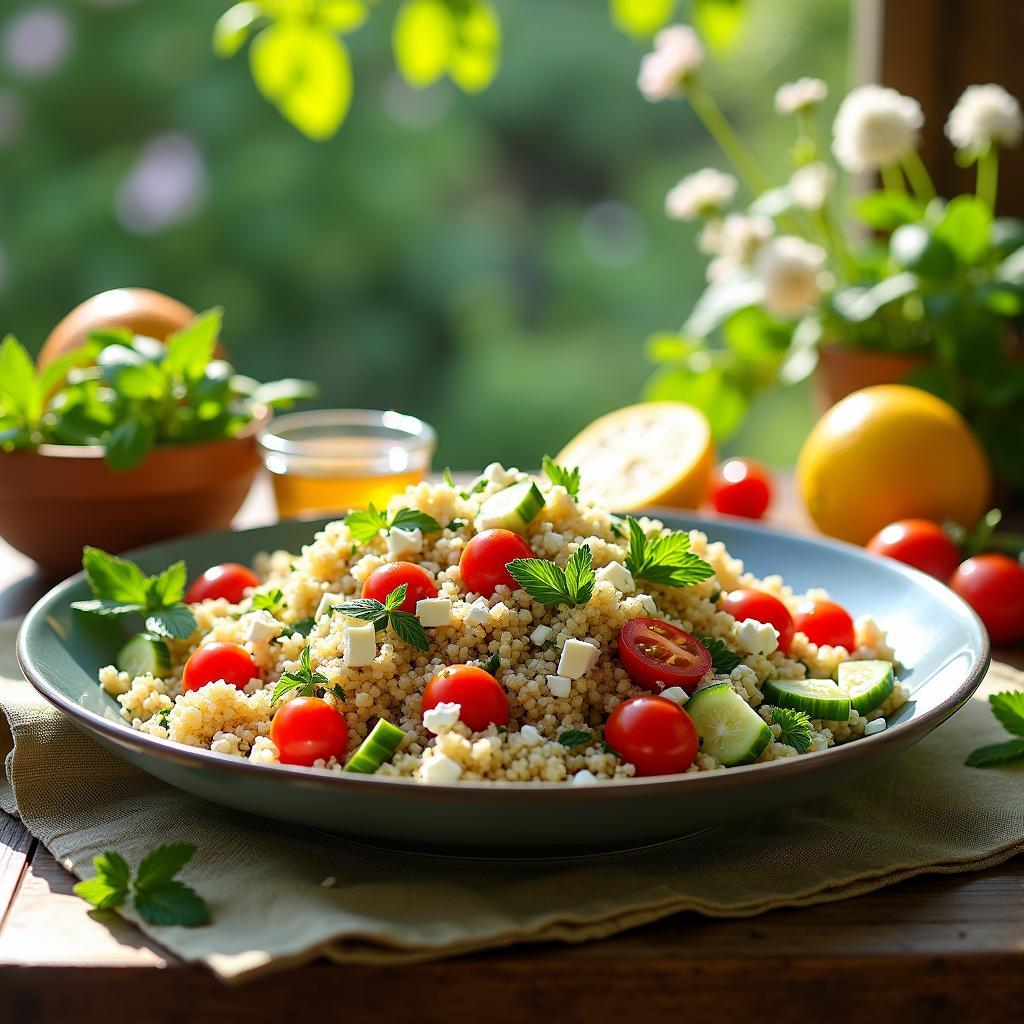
73, 851, 131, 911
965, 739, 1024, 767
272, 645, 330, 703
332, 586, 430, 652
623, 517, 715, 589
990, 691, 1024, 737
542, 455, 581, 500
506, 546, 595, 606
696, 634, 742, 674
252, 588, 286, 616
344, 503, 441, 545
558, 729, 593, 749
771, 707, 812, 754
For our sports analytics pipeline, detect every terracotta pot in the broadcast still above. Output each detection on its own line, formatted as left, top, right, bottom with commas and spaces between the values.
814, 343, 930, 411
0, 410, 269, 578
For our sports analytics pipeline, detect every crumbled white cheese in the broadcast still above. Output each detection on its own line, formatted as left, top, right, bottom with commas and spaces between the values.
637, 594, 658, 615
315, 592, 344, 620
416, 597, 453, 628
242, 610, 280, 645
419, 753, 464, 784
733, 617, 780, 656
543, 532, 565, 555
530, 624, 552, 646
519, 724, 544, 746
387, 526, 423, 558
546, 674, 572, 698
483, 462, 519, 486
572, 769, 598, 785
660, 686, 690, 707
343, 622, 376, 667
557, 638, 600, 680
464, 599, 490, 626
596, 561, 635, 593
864, 718, 886, 736
423, 701, 461, 733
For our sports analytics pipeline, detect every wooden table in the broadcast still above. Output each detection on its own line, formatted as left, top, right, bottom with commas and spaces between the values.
1, 474, 1022, 1022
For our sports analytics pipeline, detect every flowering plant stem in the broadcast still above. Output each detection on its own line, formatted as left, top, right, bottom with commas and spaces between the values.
880, 163, 905, 193
687, 83, 771, 195
975, 147, 999, 210
901, 148, 937, 203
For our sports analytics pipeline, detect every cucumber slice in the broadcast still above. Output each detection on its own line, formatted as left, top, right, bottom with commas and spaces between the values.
475, 480, 545, 534
763, 678, 851, 721
685, 682, 773, 767
117, 633, 171, 679
343, 719, 405, 774
834, 660, 895, 714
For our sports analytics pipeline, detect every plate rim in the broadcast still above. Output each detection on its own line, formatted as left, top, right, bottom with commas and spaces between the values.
16, 511, 992, 799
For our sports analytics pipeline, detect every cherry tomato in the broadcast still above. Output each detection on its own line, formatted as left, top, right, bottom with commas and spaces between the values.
866, 519, 961, 581
362, 561, 437, 613
709, 458, 773, 519
617, 617, 713, 693
720, 589, 795, 653
793, 598, 856, 650
604, 695, 698, 777
185, 562, 260, 604
270, 696, 348, 767
422, 664, 510, 732
182, 641, 259, 693
459, 529, 535, 597
950, 554, 1024, 645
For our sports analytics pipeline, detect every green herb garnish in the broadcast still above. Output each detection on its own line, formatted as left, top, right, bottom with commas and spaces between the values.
443, 467, 455, 487
474, 652, 501, 676
272, 645, 343, 703
506, 546, 595, 607
251, 588, 286, 616
696, 634, 742, 674
558, 729, 593, 749
623, 516, 715, 589
331, 584, 430, 651
276, 616, 316, 639
771, 707, 812, 754
446, 518, 468, 531
73, 843, 209, 927
343, 503, 442, 544
542, 455, 581, 501
459, 476, 488, 499
71, 547, 197, 639
966, 691, 1024, 767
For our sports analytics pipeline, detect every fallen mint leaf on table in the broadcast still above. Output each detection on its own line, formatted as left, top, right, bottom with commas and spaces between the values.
965, 691, 1024, 767
965, 739, 1024, 768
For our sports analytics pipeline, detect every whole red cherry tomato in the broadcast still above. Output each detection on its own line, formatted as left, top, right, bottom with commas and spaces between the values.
793, 598, 856, 650
617, 617, 712, 693
604, 695, 698, 777
422, 664, 510, 731
720, 589, 795, 653
459, 529, 534, 597
866, 519, 961, 581
950, 554, 1024, 645
362, 561, 437, 613
182, 641, 259, 692
709, 458, 773, 519
270, 696, 348, 767
185, 563, 260, 604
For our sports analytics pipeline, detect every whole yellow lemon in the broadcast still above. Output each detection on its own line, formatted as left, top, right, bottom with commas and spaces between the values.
797, 384, 991, 544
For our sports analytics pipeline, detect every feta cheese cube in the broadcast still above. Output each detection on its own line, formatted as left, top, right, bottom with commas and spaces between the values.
864, 718, 886, 736
483, 462, 518, 486
242, 610, 280, 645
422, 701, 461, 733
733, 617, 780, 656
416, 597, 452, 628
419, 753, 464, 784
596, 561, 635, 594
530, 624, 552, 646
464, 600, 490, 627
387, 526, 423, 558
343, 622, 377, 668
519, 724, 544, 746
557, 638, 600, 680
637, 594, 658, 615
546, 674, 572, 698
572, 769, 598, 785
543, 532, 564, 555
660, 686, 690, 707
315, 592, 344, 620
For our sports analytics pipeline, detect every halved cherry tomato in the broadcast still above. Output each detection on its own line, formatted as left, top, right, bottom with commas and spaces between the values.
362, 561, 437, 613
422, 664, 510, 732
185, 562, 260, 604
720, 589, 795, 653
617, 617, 712, 693
709, 458, 773, 519
182, 641, 259, 692
950, 554, 1024, 645
270, 696, 348, 767
866, 519, 961, 581
459, 529, 534, 597
793, 598, 856, 650
604, 694, 698, 777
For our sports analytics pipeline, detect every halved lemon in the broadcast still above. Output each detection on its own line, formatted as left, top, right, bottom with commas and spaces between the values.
556, 402, 715, 510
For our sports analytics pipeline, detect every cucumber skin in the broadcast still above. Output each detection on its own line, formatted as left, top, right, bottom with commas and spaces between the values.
834, 660, 895, 714
762, 679, 851, 722
344, 720, 404, 774
116, 633, 170, 679
476, 481, 545, 533
686, 682, 773, 767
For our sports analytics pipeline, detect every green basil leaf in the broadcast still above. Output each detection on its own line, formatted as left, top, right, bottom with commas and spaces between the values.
162, 309, 222, 383
113, 360, 165, 401
0, 335, 42, 423
105, 415, 156, 471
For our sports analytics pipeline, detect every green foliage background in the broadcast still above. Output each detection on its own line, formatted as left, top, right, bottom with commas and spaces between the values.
0, 0, 850, 469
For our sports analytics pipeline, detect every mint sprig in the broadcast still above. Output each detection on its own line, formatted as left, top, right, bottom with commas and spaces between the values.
623, 517, 715, 589
696, 634, 742, 674
506, 546, 595, 607
73, 843, 210, 927
252, 588, 286, 616
771, 707, 812, 754
332, 584, 430, 651
558, 729, 593, 749
966, 690, 1024, 767
71, 547, 197, 639
542, 455, 581, 501
272, 645, 342, 703
343, 503, 442, 544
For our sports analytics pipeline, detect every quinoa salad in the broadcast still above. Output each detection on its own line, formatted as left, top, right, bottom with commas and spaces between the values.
85, 461, 909, 785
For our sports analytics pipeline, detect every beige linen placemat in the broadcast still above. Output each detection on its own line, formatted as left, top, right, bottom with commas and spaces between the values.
1, 618, 1022, 982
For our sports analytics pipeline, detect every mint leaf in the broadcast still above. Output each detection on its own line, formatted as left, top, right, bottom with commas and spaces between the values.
558, 729, 593, 749
772, 707, 812, 754
447, 518, 467, 531
344, 503, 390, 543
115, 361, 165, 401
390, 508, 442, 533
134, 880, 210, 927
71, 598, 145, 617
273, 645, 329, 702
475, 652, 501, 676
965, 739, 1024, 767
989, 691, 1024, 737
252, 588, 286, 615
145, 604, 197, 640
331, 598, 389, 630
279, 616, 315, 638
148, 561, 187, 608
105, 414, 156, 471
563, 545, 595, 604
542, 455, 581, 500
72, 850, 131, 911
696, 634, 742, 674
385, 584, 408, 612
506, 558, 571, 605
459, 476, 487, 499
135, 843, 197, 890
83, 546, 150, 604
0, 335, 42, 423
162, 308, 221, 383
624, 517, 715, 588
388, 610, 430, 651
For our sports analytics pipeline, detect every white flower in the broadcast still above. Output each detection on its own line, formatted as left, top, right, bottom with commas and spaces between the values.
638, 25, 704, 102
832, 84, 923, 172
788, 161, 834, 211
756, 236, 831, 317
945, 84, 1023, 152
665, 168, 737, 221
775, 77, 828, 115
702, 213, 773, 280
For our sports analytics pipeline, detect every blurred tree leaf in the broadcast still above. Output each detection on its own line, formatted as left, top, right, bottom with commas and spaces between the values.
851, 190, 926, 231
249, 20, 353, 140
393, 0, 454, 88
609, 0, 677, 38
693, 0, 746, 52
933, 195, 992, 266
213, 3, 263, 58
644, 363, 747, 440
449, 1, 502, 93
318, 0, 371, 32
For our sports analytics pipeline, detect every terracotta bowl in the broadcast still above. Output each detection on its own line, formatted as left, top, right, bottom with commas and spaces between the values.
0, 410, 269, 578
814, 343, 929, 411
